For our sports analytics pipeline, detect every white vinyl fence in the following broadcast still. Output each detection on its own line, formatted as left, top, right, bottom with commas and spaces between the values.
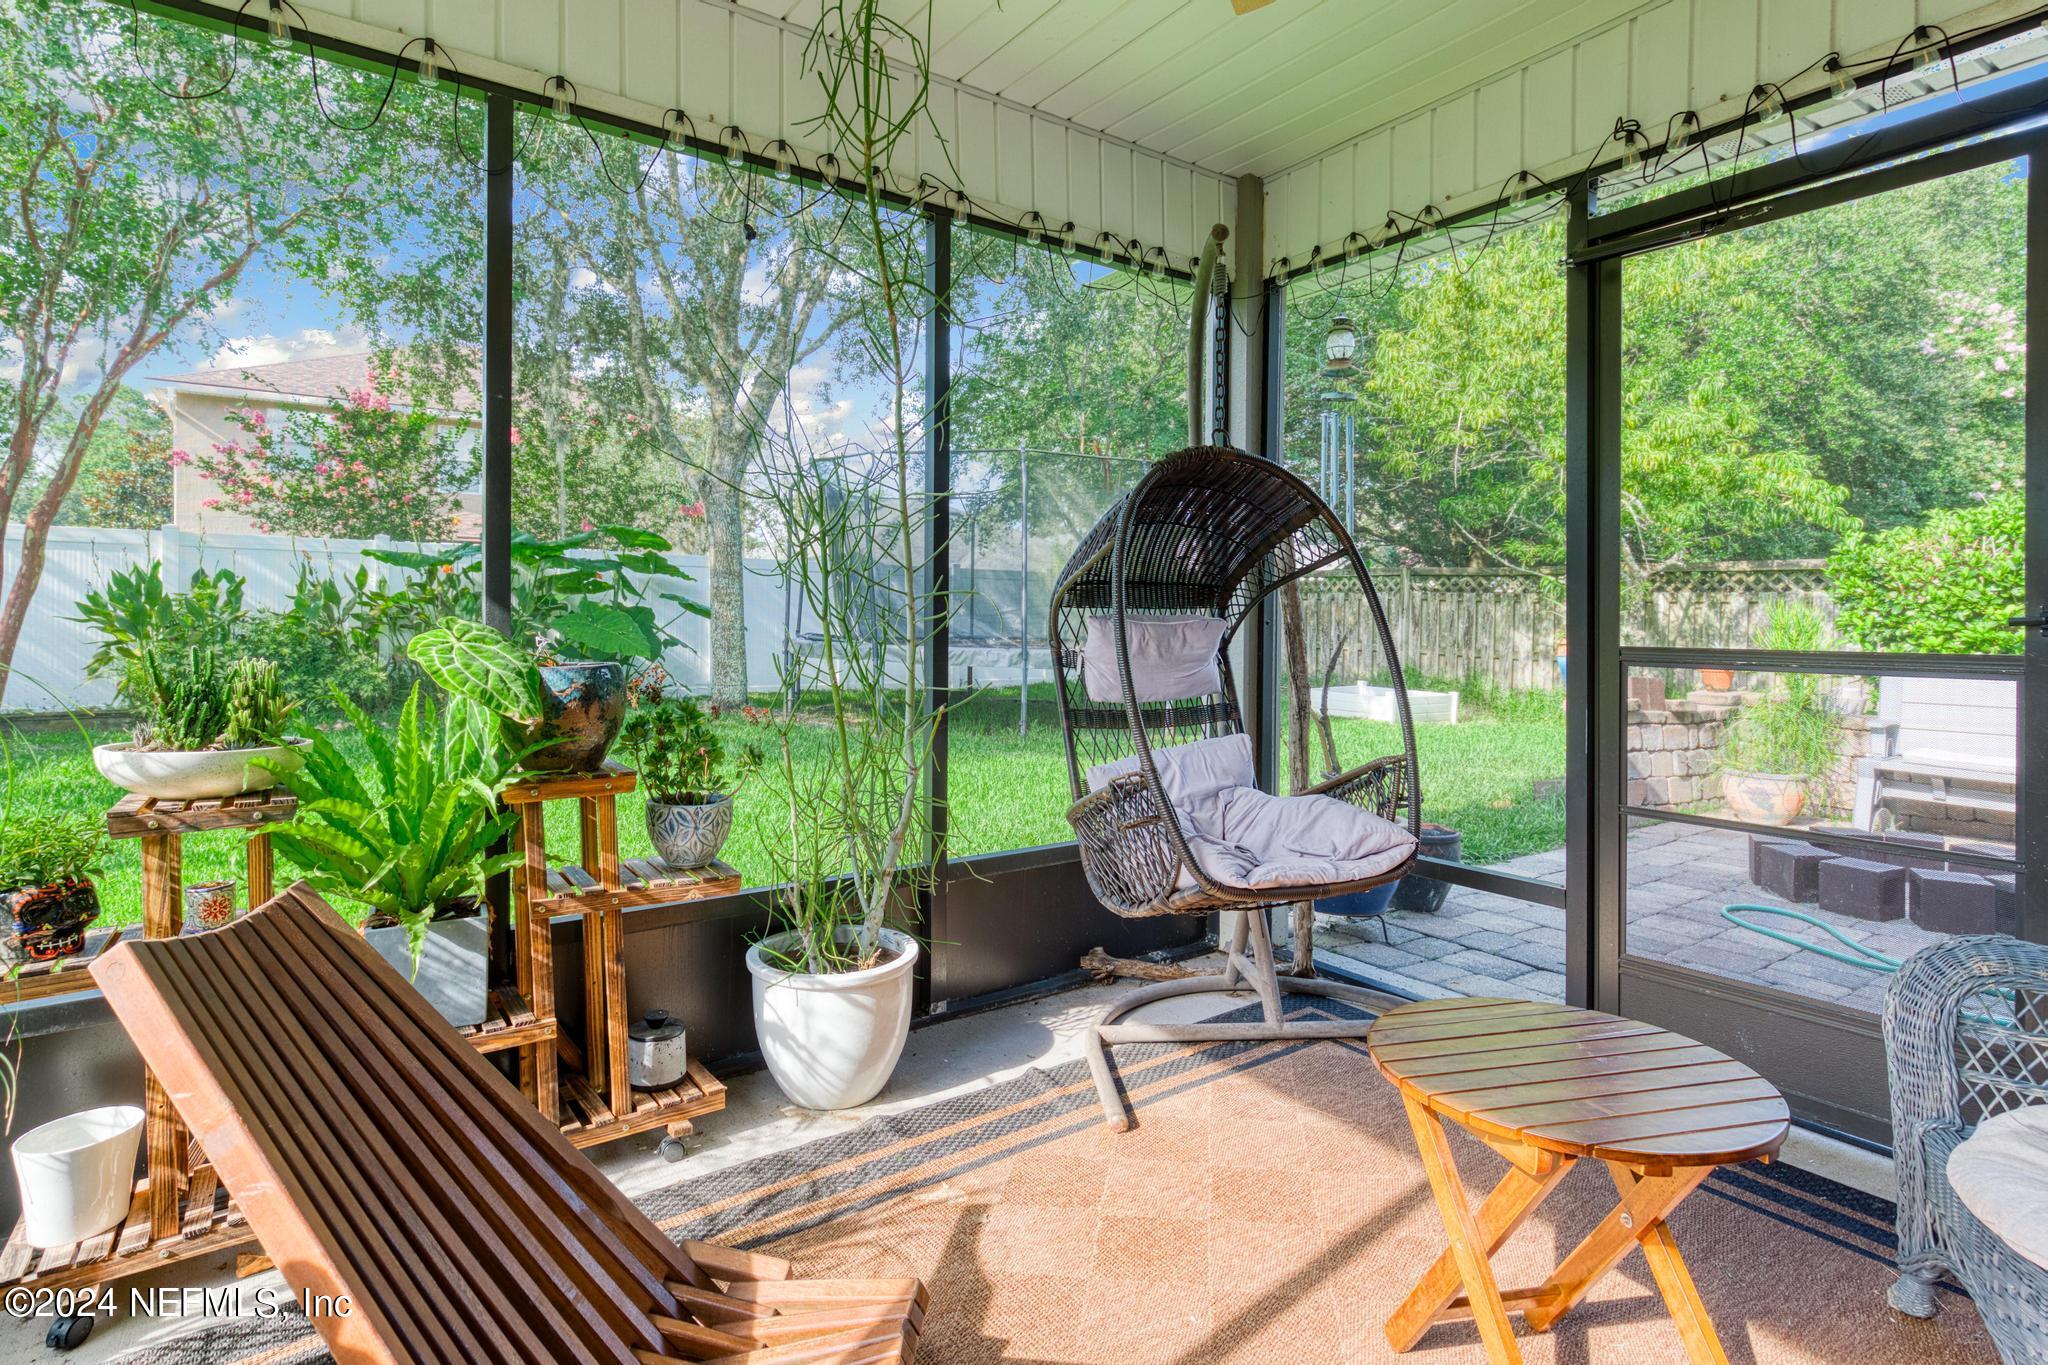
0, 524, 805, 714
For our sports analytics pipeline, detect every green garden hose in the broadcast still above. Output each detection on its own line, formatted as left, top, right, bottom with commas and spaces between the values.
1718, 903, 1904, 973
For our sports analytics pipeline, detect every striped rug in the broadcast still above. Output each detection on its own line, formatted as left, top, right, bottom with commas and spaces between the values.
120, 998, 1995, 1363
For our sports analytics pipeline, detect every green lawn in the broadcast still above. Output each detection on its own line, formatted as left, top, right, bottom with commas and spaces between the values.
6, 683, 1564, 929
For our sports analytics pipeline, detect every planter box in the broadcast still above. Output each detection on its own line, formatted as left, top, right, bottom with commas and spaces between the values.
363, 913, 488, 1028
1324, 683, 1459, 725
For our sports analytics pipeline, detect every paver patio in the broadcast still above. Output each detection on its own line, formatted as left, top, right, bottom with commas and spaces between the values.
1312, 822, 1973, 1014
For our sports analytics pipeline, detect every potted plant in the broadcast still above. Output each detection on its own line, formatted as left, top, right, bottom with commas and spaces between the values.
258, 684, 520, 1026
740, 0, 940, 1113
1699, 666, 1736, 692
407, 617, 624, 774
617, 688, 761, 868
92, 646, 306, 800
0, 815, 109, 966
1716, 605, 1840, 826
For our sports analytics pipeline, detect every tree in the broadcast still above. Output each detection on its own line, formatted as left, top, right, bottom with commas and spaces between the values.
506, 122, 860, 704
0, 2, 435, 703
188, 359, 468, 541
18, 386, 172, 528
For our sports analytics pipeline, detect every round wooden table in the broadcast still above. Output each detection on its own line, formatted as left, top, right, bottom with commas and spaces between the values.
1366, 997, 1790, 1365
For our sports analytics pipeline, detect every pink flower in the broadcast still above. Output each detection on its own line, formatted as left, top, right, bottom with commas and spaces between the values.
313, 460, 331, 475
681, 501, 706, 520
234, 490, 255, 505
200, 497, 222, 509
352, 460, 368, 473
508, 426, 523, 446
168, 448, 192, 467
579, 519, 595, 531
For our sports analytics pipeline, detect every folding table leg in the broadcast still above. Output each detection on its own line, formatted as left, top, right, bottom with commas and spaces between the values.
1387, 1147, 1572, 1351
1400, 1095, 1523, 1365
1521, 1163, 1714, 1333
1606, 1164, 1730, 1365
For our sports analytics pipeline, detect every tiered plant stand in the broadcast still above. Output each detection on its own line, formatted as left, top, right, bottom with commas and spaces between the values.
497, 764, 734, 1159
0, 792, 294, 1347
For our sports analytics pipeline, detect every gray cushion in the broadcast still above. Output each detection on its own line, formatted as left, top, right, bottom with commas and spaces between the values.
1081, 614, 1227, 703
1949, 1104, 2048, 1270
1087, 734, 1415, 894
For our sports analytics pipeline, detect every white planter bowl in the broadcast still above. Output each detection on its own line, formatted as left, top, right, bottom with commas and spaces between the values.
93, 739, 308, 802
746, 928, 919, 1111
11, 1105, 143, 1248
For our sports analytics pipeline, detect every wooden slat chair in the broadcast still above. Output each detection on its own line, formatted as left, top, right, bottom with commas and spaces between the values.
89, 883, 926, 1365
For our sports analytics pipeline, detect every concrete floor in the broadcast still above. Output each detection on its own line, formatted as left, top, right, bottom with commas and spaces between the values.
0, 952, 1893, 1363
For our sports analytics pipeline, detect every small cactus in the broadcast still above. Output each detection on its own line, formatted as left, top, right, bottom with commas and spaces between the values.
133, 643, 232, 751
225, 658, 297, 747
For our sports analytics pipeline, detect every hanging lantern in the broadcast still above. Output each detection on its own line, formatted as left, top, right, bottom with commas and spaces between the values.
1324, 316, 1358, 370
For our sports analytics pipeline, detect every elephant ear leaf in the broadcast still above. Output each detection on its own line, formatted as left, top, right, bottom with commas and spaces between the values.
549, 601, 663, 662
406, 618, 543, 725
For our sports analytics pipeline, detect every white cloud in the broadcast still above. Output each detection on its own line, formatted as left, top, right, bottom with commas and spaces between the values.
206, 325, 364, 369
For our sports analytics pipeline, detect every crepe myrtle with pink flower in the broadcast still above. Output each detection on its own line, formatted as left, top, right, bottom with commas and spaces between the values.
188, 356, 469, 542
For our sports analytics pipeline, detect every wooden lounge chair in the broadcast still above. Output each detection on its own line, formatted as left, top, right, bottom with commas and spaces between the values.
89, 883, 927, 1365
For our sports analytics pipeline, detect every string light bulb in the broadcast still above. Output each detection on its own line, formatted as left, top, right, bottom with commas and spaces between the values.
549, 79, 571, 124
1508, 172, 1534, 207
1750, 83, 1784, 124
665, 110, 692, 152
722, 127, 747, 170
1023, 213, 1044, 246
952, 191, 968, 224
1618, 130, 1643, 172
1058, 222, 1076, 256
265, 0, 292, 47
1825, 56, 1854, 99
417, 38, 440, 90
767, 141, 794, 182
1913, 28, 1945, 78
1668, 112, 1698, 157
1369, 215, 1394, 250
817, 154, 840, 192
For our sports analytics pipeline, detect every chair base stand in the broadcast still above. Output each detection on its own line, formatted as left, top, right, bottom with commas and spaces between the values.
1082, 907, 1386, 1130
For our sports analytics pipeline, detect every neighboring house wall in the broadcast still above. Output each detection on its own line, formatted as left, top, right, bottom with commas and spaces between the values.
166, 388, 484, 539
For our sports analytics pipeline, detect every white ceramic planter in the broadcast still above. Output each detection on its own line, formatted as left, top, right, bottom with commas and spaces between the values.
11, 1105, 144, 1248
92, 739, 308, 801
746, 928, 919, 1111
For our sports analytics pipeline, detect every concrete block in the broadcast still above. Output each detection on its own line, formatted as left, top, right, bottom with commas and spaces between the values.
1989, 873, 2019, 936
1748, 835, 1802, 885
1909, 868, 1999, 935
1816, 857, 1907, 922
1755, 841, 1829, 903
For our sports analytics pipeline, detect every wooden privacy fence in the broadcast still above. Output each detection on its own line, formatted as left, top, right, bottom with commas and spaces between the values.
1295, 561, 1834, 695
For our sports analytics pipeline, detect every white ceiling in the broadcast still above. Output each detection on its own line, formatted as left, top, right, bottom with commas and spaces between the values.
742, 0, 1653, 179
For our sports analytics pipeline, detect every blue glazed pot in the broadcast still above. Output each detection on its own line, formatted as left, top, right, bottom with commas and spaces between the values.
517, 661, 626, 773
1317, 881, 1396, 918
646, 793, 734, 869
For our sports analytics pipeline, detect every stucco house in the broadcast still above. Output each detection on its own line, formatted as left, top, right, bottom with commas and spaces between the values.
153, 351, 483, 539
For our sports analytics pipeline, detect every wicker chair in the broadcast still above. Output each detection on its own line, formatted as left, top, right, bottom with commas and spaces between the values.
1049, 446, 1421, 1130
1884, 934, 2048, 1360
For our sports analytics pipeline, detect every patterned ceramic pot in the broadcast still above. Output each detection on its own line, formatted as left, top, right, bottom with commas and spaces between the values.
1722, 771, 1806, 826
646, 793, 734, 869
516, 662, 626, 773
0, 881, 100, 965
182, 880, 237, 935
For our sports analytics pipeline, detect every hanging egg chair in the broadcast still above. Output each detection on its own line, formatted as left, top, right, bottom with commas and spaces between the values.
1049, 444, 1422, 1129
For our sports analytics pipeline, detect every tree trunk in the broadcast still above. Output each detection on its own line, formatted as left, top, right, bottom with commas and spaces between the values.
706, 422, 749, 707
1279, 580, 1317, 976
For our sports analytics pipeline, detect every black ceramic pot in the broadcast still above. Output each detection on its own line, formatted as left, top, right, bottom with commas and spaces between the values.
0, 880, 101, 964
516, 661, 627, 773
1390, 824, 1463, 915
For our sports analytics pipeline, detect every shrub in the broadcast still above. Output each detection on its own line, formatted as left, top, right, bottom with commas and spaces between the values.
0, 814, 109, 890
1827, 493, 2023, 654
618, 691, 760, 803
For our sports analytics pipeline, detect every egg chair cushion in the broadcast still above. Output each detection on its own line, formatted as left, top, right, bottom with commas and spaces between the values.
1087, 734, 1416, 895
1081, 614, 1229, 703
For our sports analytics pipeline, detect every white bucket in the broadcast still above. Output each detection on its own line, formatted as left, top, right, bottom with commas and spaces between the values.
11, 1106, 144, 1248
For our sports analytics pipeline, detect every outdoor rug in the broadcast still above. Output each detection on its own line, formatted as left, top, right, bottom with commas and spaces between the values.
116, 997, 1996, 1363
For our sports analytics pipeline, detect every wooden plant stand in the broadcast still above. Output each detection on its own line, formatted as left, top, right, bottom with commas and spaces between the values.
0, 793, 294, 1319
497, 764, 734, 1156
